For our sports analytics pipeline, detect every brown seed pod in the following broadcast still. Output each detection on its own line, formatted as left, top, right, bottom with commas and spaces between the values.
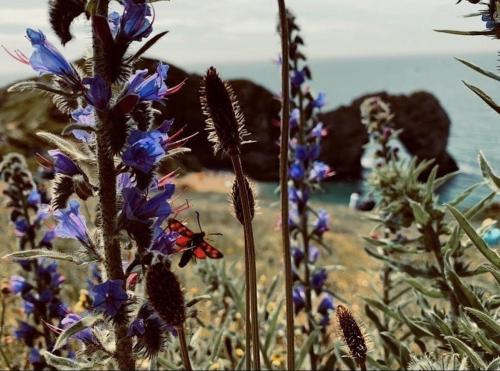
200, 67, 250, 156
146, 261, 186, 327
231, 176, 256, 225
336, 305, 368, 367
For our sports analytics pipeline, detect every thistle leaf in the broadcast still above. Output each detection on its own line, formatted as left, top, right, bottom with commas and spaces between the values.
53, 316, 98, 351
404, 278, 444, 298
464, 308, 500, 343
41, 350, 94, 370
447, 205, 500, 269
478, 151, 500, 193
445, 336, 487, 370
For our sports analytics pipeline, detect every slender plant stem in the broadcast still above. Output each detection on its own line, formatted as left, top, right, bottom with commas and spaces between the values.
230, 154, 260, 370
177, 325, 193, 371
244, 233, 252, 370
92, 1, 134, 369
0, 297, 12, 371
359, 361, 367, 371
277, 1, 295, 370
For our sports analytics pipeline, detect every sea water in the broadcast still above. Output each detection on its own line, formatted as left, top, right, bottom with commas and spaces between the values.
187, 52, 500, 205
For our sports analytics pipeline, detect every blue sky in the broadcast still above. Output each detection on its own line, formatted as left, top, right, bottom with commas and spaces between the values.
0, 0, 495, 79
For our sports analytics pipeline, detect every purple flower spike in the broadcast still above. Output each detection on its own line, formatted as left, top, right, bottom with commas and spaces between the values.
122, 185, 175, 224
318, 294, 334, 316
293, 285, 306, 314
120, 0, 154, 42
125, 63, 169, 102
91, 279, 128, 317
127, 318, 146, 337
289, 162, 305, 181
311, 268, 328, 292
54, 200, 92, 247
61, 313, 95, 343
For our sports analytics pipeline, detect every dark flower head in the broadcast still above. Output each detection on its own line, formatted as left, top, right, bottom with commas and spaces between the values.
336, 305, 368, 367
231, 175, 255, 225
119, 0, 154, 42
49, 0, 87, 45
91, 279, 128, 318
200, 67, 250, 156
128, 303, 169, 359
146, 260, 186, 327
5, 28, 81, 87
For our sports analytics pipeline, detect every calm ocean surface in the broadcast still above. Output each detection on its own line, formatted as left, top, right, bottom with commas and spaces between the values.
1, 53, 499, 205
187, 53, 500, 205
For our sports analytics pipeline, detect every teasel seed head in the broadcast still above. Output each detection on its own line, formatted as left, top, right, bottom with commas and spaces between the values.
336, 305, 368, 367
231, 176, 256, 225
146, 259, 186, 327
200, 67, 250, 156
49, 0, 87, 45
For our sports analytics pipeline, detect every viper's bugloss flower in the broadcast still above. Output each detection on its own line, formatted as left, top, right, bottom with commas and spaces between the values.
482, 14, 499, 29
84, 75, 111, 111
14, 217, 29, 236
61, 313, 95, 343
108, 11, 122, 38
122, 185, 175, 224
91, 279, 128, 317
28, 347, 42, 365
309, 161, 333, 181
294, 143, 320, 162
125, 63, 169, 102
313, 92, 326, 109
289, 185, 309, 204
309, 246, 319, 263
70, 106, 95, 143
313, 210, 330, 236
41, 229, 56, 246
293, 285, 306, 314
5, 29, 81, 87
150, 227, 178, 255
290, 108, 300, 129
290, 162, 305, 181
14, 320, 39, 347
54, 200, 92, 247
312, 268, 328, 293
311, 122, 325, 138
119, 0, 154, 42
27, 189, 41, 206
48, 150, 82, 176
122, 130, 166, 172
9, 275, 30, 295
291, 69, 306, 87
292, 247, 304, 267
200, 67, 250, 155
336, 305, 368, 366
37, 260, 65, 289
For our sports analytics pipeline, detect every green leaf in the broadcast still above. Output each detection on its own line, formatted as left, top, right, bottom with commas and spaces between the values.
447, 205, 500, 269
455, 58, 500, 82
397, 308, 434, 338
404, 278, 444, 299
433, 171, 460, 190
487, 358, 500, 371
209, 313, 230, 363
399, 341, 411, 370
3, 249, 87, 265
37, 131, 93, 161
445, 336, 487, 370
41, 350, 94, 370
448, 182, 483, 207
479, 151, 500, 193
379, 332, 401, 358
444, 262, 484, 311
462, 81, 500, 114
264, 300, 283, 354
408, 199, 430, 225
364, 298, 400, 321
296, 331, 319, 369
435, 29, 496, 36
479, 264, 500, 285
186, 295, 211, 307
464, 191, 497, 220
464, 307, 500, 343
52, 316, 98, 351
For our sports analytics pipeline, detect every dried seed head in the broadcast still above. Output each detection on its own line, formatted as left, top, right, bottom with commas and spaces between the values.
146, 261, 186, 327
231, 176, 256, 225
336, 305, 368, 366
51, 174, 75, 210
200, 67, 250, 156
49, 0, 87, 45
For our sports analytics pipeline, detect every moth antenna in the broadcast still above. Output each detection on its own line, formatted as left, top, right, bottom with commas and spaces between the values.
195, 211, 203, 232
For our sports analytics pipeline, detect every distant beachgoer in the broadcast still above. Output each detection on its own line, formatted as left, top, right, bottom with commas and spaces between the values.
483, 227, 500, 247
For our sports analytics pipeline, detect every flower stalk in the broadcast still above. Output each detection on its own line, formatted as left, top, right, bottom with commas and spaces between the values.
177, 325, 193, 371
92, 1, 134, 369
277, 1, 295, 369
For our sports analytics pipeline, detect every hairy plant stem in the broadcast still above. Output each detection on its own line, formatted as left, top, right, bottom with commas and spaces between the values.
0, 297, 12, 371
230, 153, 260, 370
177, 325, 193, 371
92, 1, 134, 369
277, 1, 295, 370
244, 233, 252, 370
